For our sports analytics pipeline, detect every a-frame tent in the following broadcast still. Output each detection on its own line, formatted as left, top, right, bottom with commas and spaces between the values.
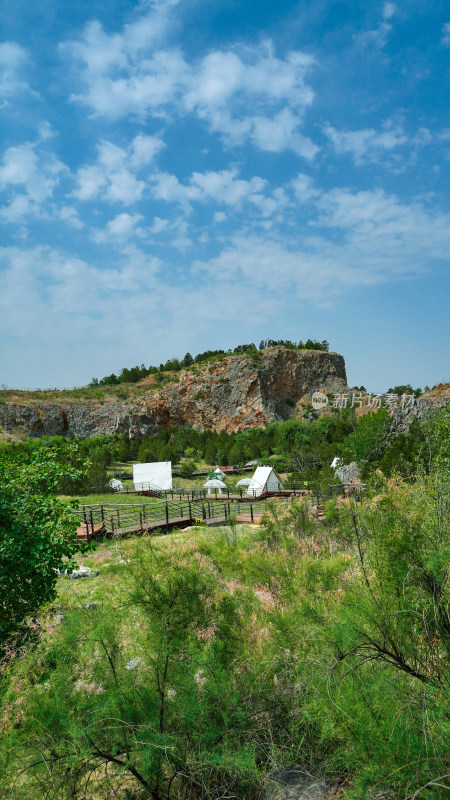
246, 466, 282, 497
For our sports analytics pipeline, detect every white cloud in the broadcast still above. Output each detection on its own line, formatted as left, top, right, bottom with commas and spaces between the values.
193, 187, 450, 301
1, 180, 449, 386
150, 216, 169, 233
314, 187, 450, 263
55, 205, 84, 229
191, 169, 267, 205
292, 173, 320, 203
0, 140, 67, 221
246, 109, 318, 159
213, 211, 227, 223
323, 123, 407, 164
0, 240, 274, 386
63, 10, 318, 157
72, 134, 164, 204
150, 167, 287, 217
94, 212, 144, 242
130, 133, 165, 167
183, 45, 317, 156
382, 3, 397, 21
442, 23, 450, 47
184, 46, 314, 113
151, 171, 201, 208
62, 13, 189, 119
38, 121, 57, 141
355, 21, 392, 50
0, 41, 29, 101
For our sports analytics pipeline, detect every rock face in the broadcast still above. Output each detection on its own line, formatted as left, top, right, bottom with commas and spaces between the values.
335, 462, 360, 486
0, 348, 348, 439
150, 348, 347, 432
0, 401, 159, 440
391, 383, 450, 433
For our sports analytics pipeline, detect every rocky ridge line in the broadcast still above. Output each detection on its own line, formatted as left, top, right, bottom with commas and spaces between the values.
0, 348, 348, 439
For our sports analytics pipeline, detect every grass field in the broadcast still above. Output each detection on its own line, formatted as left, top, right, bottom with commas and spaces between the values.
59, 492, 163, 507
52, 523, 258, 611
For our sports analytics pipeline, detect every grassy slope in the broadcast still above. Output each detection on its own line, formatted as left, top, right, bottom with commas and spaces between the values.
53, 524, 258, 613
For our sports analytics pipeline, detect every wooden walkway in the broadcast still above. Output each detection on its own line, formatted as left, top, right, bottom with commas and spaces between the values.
74, 485, 365, 542
75, 500, 266, 541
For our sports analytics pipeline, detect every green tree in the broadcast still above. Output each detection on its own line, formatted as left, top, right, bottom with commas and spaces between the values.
178, 458, 197, 478
343, 408, 392, 465
0, 447, 87, 648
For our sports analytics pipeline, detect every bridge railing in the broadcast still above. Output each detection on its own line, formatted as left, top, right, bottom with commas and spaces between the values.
73, 496, 274, 540
73, 483, 367, 540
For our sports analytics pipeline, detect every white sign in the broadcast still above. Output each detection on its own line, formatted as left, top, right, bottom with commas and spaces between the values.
312, 391, 329, 410
312, 391, 419, 411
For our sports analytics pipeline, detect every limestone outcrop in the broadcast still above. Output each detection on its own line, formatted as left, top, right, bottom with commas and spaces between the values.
0, 401, 159, 440
0, 347, 348, 439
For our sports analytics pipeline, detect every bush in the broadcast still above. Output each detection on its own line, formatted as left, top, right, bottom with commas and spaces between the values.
0, 447, 88, 649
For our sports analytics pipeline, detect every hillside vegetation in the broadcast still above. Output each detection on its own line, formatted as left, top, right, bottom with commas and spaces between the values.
0, 409, 448, 799
0, 403, 440, 491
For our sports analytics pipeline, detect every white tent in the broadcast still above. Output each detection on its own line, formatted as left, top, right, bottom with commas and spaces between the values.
214, 467, 226, 479
108, 478, 123, 492
246, 466, 282, 497
203, 478, 226, 495
133, 461, 172, 491
236, 477, 252, 487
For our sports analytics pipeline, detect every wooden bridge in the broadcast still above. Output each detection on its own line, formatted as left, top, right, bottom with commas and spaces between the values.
73, 483, 366, 542
73, 498, 272, 542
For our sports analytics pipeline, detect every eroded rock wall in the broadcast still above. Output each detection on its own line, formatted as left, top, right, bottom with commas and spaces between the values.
0, 402, 159, 440
0, 348, 348, 439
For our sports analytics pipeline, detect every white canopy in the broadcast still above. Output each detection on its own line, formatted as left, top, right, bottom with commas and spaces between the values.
246, 466, 282, 497
133, 461, 172, 491
236, 477, 252, 487
203, 478, 226, 495
108, 478, 123, 492
214, 467, 226, 478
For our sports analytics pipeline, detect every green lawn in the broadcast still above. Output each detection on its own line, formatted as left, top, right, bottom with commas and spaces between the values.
59, 492, 161, 507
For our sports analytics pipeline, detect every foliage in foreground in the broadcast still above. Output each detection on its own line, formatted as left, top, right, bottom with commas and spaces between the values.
0, 450, 448, 799
0, 447, 88, 650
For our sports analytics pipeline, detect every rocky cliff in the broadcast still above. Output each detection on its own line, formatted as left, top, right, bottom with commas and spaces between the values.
0, 348, 348, 439
391, 383, 450, 433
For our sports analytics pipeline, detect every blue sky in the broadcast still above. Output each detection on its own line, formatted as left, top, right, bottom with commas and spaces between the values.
0, 0, 449, 392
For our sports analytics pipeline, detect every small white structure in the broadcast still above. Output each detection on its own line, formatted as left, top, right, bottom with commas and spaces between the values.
108, 478, 123, 492
214, 467, 226, 479
246, 466, 282, 497
330, 456, 342, 469
133, 461, 172, 491
203, 478, 226, 495
236, 477, 252, 487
